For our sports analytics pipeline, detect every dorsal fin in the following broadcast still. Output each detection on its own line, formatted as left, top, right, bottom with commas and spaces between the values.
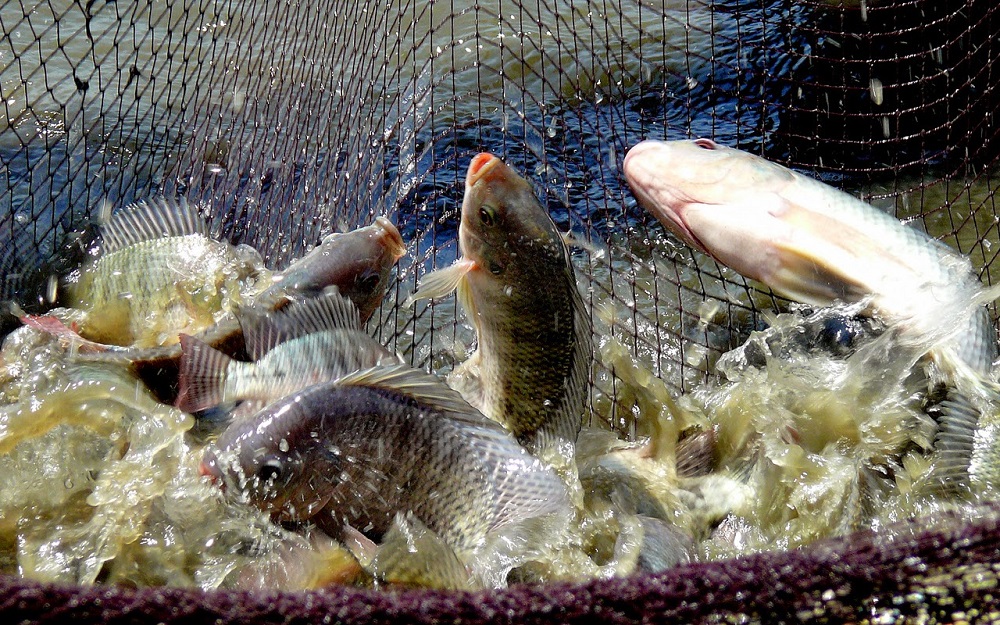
101, 197, 210, 255
334, 364, 496, 427
240, 288, 362, 360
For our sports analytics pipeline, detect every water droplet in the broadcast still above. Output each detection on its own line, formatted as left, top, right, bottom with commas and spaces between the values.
278, 438, 290, 452
64, 478, 74, 489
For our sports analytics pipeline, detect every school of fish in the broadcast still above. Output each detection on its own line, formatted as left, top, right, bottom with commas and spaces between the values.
0, 143, 997, 591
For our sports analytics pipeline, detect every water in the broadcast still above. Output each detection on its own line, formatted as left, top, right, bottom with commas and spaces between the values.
0, 0, 998, 594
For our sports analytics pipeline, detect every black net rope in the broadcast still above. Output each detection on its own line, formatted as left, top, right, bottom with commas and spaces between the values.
1, 0, 999, 620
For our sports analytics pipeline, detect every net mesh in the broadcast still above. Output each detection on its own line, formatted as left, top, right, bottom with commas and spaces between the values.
1, 0, 999, 616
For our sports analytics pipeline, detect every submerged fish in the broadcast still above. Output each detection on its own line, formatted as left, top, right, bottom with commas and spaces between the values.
41, 215, 406, 402
61, 197, 267, 348
407, 153, 592, 459
201, 365, 570, 556
624, 138, 999, 490
175, 289, 401, 413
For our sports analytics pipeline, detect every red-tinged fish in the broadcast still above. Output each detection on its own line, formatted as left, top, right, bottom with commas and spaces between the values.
406, 153, 592, 461
200, 365, 571, 556
623, 138, 999, 491
175, 289, 400, 413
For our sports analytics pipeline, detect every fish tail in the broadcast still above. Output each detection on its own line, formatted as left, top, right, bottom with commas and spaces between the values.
175, 333, 233, 413
926, 391, 981, 494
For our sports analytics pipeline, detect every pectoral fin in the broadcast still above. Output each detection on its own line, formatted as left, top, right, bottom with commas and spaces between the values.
403, 259, 476, 307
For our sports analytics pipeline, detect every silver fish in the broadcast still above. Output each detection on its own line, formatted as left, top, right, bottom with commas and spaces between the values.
175, 289, 401, 413
624, 138, 999, 490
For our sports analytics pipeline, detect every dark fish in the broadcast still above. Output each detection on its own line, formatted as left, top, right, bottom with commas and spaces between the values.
201, 365, 570, 555
407, 153, 592, 460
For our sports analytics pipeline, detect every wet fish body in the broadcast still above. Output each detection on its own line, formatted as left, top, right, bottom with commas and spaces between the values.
176, 290, 401, 413
624, 139, 999, 489
202, 365, 570, 555
265, 215, 407, 323
408, 153, 592, 457
63, 197, 266, 348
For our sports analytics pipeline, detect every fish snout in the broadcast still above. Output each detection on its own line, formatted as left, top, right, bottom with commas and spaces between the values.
622, 140, 663, 176
467, 153, 501, 185
374, 216, 406, 260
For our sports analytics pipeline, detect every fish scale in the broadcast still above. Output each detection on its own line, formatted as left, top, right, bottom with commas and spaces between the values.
201, 365, 570, 556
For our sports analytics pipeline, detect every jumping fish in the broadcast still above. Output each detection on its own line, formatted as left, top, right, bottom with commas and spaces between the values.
406, 153, 592, 461
201, 365, 571, 557
623, 138, 999, 491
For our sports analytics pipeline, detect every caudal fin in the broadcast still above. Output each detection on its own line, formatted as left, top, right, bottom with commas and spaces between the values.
926, 391, 981, 494
175, 333, 233, 413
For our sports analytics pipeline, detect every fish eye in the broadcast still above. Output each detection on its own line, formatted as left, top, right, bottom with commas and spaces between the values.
693, 138, 718, 150
256, 459, 284, 484
478, 205, 499, 227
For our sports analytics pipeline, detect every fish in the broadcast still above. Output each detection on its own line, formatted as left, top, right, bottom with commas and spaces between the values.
200, 364, 571, 557
36, 215, 406, 402
61, 197, 269, 348
406, 153, 593, 460
623, 138, 999, 491
264, 215, 407, 323
175, 288, 401, 413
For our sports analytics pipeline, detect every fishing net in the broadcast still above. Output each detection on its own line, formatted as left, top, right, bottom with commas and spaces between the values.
2, 0, 998, 621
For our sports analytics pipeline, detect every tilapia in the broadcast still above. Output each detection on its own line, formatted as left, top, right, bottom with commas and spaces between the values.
623, 138, 999, 490
201, 365, 571, 557
61, 197, 268, 348
407, 153, 593, 460
37, 214, 406, 401
175, 288, 401, 413
263, 215, 407, 323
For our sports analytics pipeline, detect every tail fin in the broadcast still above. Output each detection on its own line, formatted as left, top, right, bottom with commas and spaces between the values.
175, 333, 233, 413
926, 391, 981, 493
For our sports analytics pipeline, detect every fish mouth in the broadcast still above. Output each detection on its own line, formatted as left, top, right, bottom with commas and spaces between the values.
623, 144, 710, 255
467, 152, 500, 186
199, 457, 225, 491
374, 216, 407, 260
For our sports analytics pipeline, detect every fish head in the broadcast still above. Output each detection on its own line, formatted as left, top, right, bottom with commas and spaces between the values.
458, 153, 567, 284
278, 217, 406, 322
623, 139, 796, 255
200, 407, 335, 521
